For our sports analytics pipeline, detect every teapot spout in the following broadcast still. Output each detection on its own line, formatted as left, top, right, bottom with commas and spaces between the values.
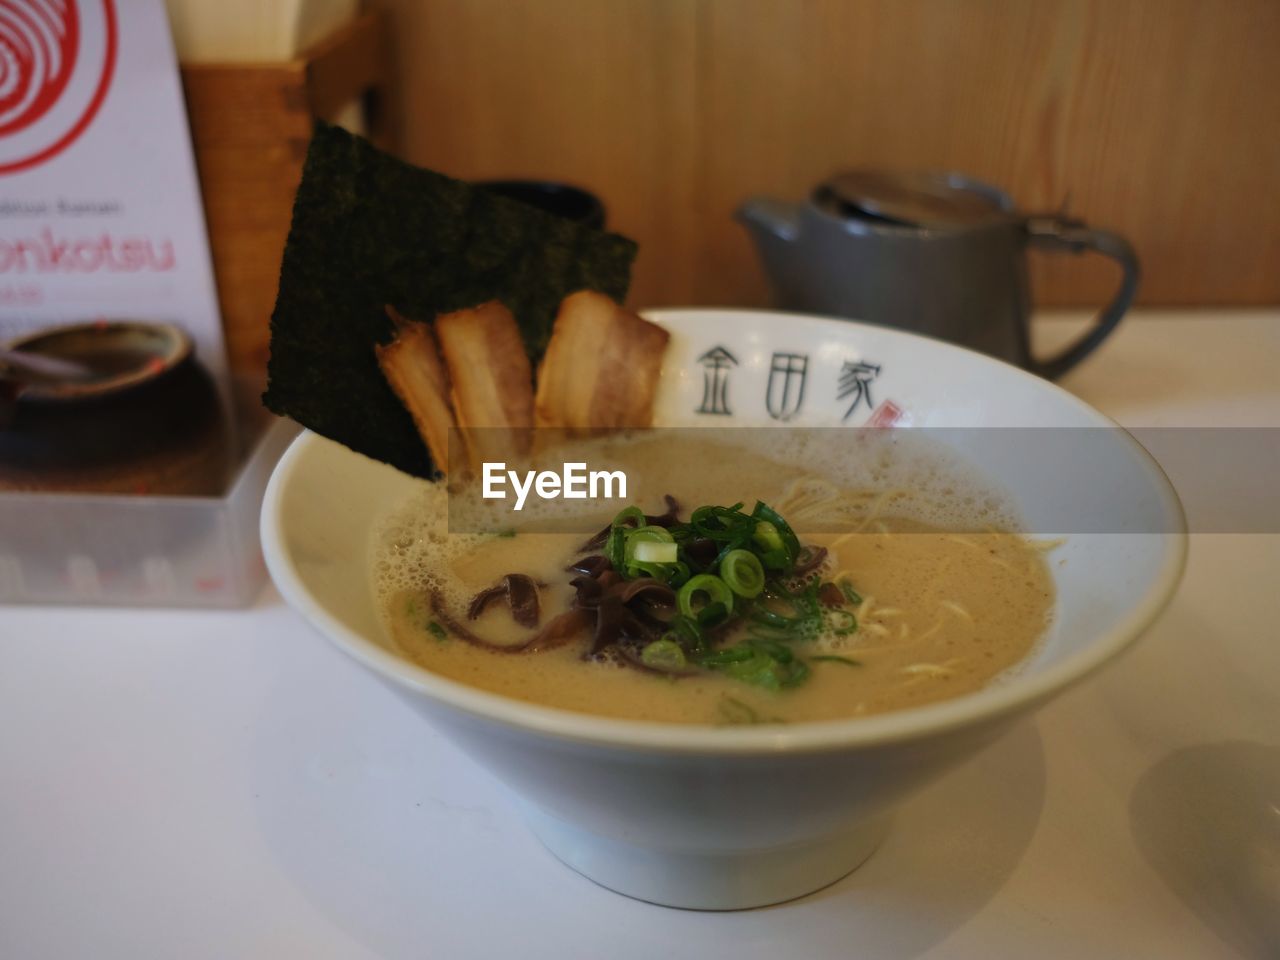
735, 197, 802, 243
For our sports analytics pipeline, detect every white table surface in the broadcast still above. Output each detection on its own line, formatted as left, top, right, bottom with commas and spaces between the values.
2, 311, 1278, 960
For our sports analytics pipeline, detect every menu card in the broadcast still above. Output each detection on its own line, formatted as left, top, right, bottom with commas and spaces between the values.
0, 0, 229, 389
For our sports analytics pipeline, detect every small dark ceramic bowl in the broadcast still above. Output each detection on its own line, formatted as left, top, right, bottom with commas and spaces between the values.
7, 321, 192, 402
0, 321, 228, 494
476, 180, 607, 230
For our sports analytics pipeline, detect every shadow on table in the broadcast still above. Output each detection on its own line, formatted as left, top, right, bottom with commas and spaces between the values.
249, 662, 1046, 960
762, 718, 1047, 940
1130, 741, 1280, 959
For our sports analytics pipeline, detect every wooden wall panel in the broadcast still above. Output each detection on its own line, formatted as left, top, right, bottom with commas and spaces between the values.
381, 0, 698, 308
376, 0, 1280, 308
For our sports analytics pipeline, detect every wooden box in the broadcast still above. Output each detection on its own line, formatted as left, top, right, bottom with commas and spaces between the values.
181, 10, 394, 384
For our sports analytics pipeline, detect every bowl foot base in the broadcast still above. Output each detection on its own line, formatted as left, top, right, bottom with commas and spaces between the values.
521, 804, 890, 910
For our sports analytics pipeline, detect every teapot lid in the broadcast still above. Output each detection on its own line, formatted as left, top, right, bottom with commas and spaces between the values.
814, 171, 1014, 228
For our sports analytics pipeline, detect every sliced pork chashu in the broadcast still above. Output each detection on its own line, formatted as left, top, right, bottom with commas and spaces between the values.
434, 300, 535, 469
374, 306, 456, 473
534, 290, 670, 433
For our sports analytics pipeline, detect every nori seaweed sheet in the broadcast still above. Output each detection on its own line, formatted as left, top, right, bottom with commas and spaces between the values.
263, 121, 637, 478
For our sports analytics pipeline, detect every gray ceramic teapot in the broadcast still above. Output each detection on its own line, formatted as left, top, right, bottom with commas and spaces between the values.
737, 171, 1139, 379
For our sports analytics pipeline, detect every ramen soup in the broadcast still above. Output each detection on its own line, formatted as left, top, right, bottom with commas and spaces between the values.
376, 432, 1056, 725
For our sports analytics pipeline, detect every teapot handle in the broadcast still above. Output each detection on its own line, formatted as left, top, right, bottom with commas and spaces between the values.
1024, 216, 1140, 380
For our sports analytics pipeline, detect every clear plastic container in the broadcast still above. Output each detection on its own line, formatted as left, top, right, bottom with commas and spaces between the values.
0, 416, 298, 607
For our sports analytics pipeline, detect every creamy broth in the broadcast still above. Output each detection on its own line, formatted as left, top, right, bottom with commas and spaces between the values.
375, 435, 1055, 725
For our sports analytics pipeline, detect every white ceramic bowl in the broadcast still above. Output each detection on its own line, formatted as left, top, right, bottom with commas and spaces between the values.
261, 309, 1187, 910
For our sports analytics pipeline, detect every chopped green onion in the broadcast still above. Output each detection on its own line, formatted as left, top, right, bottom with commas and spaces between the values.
749, 604, 803, 629
704, 646, 810, 689
663, 614, 706, 654
696, 600, 730, 626
748, 637, 794, 663
640, 639, 688, 671
717, 697, 758, 724
752, 521, 785, 555
839, 580, 863, 605
749, 582, 821, 632
810, 654, 862, 667
631, 561, 693, 587
631, 540, 677, 564
691, 503, 747, 533
607, 507, 649, 571
751, 502, 800, 568
567, 500, 833, 691
677, 574, 735, 620
612, 505, 646, 527
697, 645, 756, 665
628, 525, 675, 544
665, 561, 692, 587
717, 696, 762, 725
750, 520, 792, 571
628, 560, 665, 580
715, 696, 787, 726
426, 620, 447, 641
719, 548, 765, 598
606, 525, 627, 571
622, 526, 679, 578
625, 527, 675, 561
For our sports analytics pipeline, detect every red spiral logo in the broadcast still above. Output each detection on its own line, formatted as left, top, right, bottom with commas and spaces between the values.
0, 0, 114, 175
0, 0, 79, 136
